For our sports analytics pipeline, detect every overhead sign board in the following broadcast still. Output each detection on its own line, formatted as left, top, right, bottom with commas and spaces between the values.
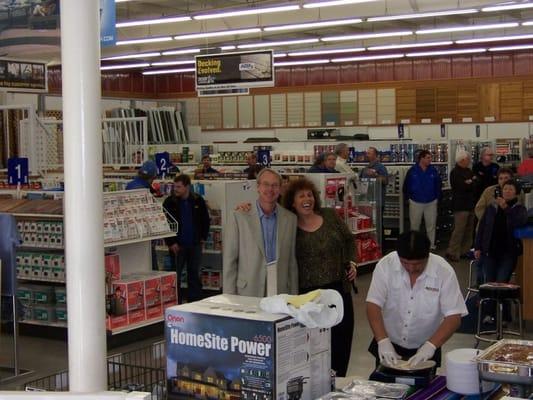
195, 50, 274, 91
0, 59, 47, 92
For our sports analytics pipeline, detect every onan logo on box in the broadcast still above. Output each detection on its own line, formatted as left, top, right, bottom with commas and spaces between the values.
239, 63, 254, 71
167, 314, 184, 323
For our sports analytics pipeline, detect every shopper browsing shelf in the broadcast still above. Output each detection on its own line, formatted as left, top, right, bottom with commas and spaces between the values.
360, 146, 388, 214
334, 143, 356, 176
223, 168, 298, 297
163, 174, 210, 303
308, 152, 338, 173
366, 230, 467, 368
243, 152, 264, 179
473, 147, 499, 202
126, 160, 158, 193
517, 147, 533, 178
195, 155, 219, 178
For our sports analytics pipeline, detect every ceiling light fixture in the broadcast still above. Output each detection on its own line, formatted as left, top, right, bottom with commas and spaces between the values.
331, 53, 405, 62
116, 37, 173, 46
274, 59, 330, 66
489, 44, 533, 51
416, 22, 519, 35
143, 68, 196, 75
101, 52, 161, 61
116, 16, 191, 28
193, 5, 300, 20
220, 46, 237, 50
161, 48, 202, 56
150, 60, 196, 67
522, 21, 533, 26
368, 41, 453, 51
321, 30, 413, 42
101, 63, 150, 70
175, 28, 261, 40
482, 3, 533, 12
456, 34, 533, 44
264, 18, 362, 32
289, 47, 365, 56
303, 0, 379, 9
238, 38, 320, 49
367, 9, 478, 22
406, 48, 486, 57
274, 53, 287, 57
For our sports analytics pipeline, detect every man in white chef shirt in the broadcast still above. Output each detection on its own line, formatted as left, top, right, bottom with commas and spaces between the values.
366, 230, 468, 368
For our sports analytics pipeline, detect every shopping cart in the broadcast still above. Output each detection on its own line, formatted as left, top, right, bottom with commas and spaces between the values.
24, 340, 167, 399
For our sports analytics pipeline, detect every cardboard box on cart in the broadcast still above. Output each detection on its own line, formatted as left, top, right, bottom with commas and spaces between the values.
165, 294, 331, 400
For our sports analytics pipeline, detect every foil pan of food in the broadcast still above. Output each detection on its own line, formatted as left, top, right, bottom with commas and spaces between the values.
476, 339, 533, 385
316, 393, 375, 400
342, 379, 410, 399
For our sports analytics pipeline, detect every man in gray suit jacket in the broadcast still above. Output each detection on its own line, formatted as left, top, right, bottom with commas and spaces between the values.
223, 168, 298, 297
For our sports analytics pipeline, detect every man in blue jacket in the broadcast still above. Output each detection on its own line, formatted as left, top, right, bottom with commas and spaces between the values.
126, 160, 158, 193
403, 150, 442, 250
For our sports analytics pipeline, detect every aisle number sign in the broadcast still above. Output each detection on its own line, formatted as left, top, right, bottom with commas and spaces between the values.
155, 152, 170, 178
7, 157, 29, 185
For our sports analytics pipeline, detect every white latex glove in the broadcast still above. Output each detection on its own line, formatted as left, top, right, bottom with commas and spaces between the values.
377, 338, 400, 366
408, 341, 436, 367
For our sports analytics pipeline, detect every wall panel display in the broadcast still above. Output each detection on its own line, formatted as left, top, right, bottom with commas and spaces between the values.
238, 96, 253, 128
287, 92, 304, 127
254, 95, 270, 128
358, 89, 377, 125
183, 98, 199, 126
377, 88, 395, 124
436, 88, 457, 121
304, 92, 321, 127
340, 90, 357, 126
270, 94, 287, 127
479, 83, 500, 120
199, 97, 222, 130
457, 85, 479, 121
416, 88, 436, 120
321, 91, 340, 126
222, 97, 238, 129
500, 82, 523, 121
396, 88, 416, 122
523, 80, 533, 119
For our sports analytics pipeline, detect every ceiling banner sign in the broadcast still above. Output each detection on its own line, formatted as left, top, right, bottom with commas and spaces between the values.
0, 60, 47, 92
195, 50, 275, 91
100, 0, 116, 47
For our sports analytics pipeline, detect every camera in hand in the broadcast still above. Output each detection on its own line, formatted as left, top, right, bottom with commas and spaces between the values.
494, 187, 502, 198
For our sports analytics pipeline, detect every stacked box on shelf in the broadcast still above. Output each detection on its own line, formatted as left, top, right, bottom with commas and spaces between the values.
17, 220, 64, 249
16, 283, 64, 324
16, 252, 65, 282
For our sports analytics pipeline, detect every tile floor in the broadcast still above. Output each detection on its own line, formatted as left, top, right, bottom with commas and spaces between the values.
0, 255, 531, 391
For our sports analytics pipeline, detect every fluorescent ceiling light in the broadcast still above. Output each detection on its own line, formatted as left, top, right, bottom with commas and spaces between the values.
161, 48, 201, 56
193, 5, 300, 20
416, 22, 519, 35
175, 28, 261, 40
482, 3, 533, 12
238, 38, 320, 49
489, 44, 533, 51
143, 68, 196, 75
456, 34, 533, 44
406, 48, 486, 57
264, 18, 362, 32
322, 30, 413, 42
522, 21, 533, 26
116, 37, 173, 46
116, 16, 191, 28
115, 0, 132, 3
102, 52, 161, 61
368, 41, 453, 51
151, 60, 195, 67
220, 46, 237, 50
275, 59, 330, 66
274, 53, 287, 58
101, 63, 150, 71
289, 47, 365, 56
331, 53, 404, 62
367, 9, 478, 22
304, 0, 379, 9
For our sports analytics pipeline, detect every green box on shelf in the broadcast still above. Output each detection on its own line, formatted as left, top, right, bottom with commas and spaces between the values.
55, 287, 67, 304
55, 307, 67, 322
32, 286, 55, 304
16, 287, 32, 303
33, 305, 56, 322
41, 266, 53, 280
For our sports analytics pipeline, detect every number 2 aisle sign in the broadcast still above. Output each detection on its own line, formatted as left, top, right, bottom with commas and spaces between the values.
8, 157, 29, 185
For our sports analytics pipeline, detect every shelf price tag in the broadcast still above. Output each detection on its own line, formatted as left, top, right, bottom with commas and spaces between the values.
155, 152, 170, 178
7, 157, 28, 185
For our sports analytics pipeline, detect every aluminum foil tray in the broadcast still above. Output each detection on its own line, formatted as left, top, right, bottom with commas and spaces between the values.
342, 379, 409, 399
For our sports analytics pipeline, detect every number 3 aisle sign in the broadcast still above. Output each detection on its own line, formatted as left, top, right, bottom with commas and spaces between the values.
7, 157, 29, 185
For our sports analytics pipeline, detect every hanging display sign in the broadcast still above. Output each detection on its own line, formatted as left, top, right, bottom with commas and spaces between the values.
7, 157, 29, 185
195, 50, 274, 90
0, 59, 47, 92
100, 0, 116, 47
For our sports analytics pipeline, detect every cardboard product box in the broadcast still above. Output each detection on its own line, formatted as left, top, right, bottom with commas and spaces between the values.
107, 282, 128, 330
157, 271, 177, 304
165, 295, 331, 400
128, 308, 146, 325
113, 277, 145, 313
145, 274, 163, 320
105, 254, 121, 281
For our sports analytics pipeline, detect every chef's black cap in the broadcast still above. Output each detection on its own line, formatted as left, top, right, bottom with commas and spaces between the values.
397, 230, 430, 260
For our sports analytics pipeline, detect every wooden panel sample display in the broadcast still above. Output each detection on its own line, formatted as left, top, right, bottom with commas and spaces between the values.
523, 80, 533, 119
287, 92, 304, 127
199, 97, 222, 130
358, 89, 376, 125
304, 92, 321, 127
436, 88, 457, 121
377, 88, 395, 124
238, 96, 253, 128
222, 96, 238, 129
500, 82, 523, 121
340, 90, 357, 126
479, 83, 500, 121
457, 85, 479, 121
322, 91, 340, 126
254, 95, 270, 128
396, 88, 416, 122
183, 98, 199, 126
270, 94, 287, 127
416, 88, 436, 121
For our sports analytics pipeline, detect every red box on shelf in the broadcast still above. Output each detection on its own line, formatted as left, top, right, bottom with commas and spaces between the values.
159, 272, 178, 304
144, 275, 162, 307
105, 254, 121, 281
128, 308, 146, 325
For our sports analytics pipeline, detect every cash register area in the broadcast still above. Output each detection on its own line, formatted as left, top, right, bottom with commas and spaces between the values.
1, 254, 531, 392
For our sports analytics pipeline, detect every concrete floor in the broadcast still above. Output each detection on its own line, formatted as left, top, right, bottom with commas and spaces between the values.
0, 253, 531, 392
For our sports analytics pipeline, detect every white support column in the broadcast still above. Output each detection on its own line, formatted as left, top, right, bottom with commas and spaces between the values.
60, 0, 106, 392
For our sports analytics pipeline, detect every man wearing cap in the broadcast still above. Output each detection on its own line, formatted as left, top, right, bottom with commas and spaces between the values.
366, 230, 467, 368
126, 160, 158, 193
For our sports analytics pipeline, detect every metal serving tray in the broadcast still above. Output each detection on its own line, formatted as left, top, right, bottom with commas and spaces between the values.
476, 339, 533, 385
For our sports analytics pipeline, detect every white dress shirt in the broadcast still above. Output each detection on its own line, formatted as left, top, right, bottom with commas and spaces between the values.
335, 157, 356, 175
366, 252, 468, 349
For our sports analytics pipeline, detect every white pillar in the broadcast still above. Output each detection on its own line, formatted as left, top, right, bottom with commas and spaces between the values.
60, 0, 107, 392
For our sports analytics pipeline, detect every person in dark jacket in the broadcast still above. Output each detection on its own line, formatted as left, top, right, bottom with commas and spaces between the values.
403, 150, 442, 249
474, 180, 527, 283
126, 160, 157, 193
243, 152, 264, 179
445, 150, 475, 262
308, 152, 339, 173
163, 174, 210, 303
473, 147, 499, 202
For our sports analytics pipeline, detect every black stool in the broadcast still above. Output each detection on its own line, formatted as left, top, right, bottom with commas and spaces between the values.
465, 260, 479, 301
475, 282, 523, 344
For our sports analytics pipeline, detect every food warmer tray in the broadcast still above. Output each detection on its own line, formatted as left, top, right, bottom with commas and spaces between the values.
476, 339, 533, 385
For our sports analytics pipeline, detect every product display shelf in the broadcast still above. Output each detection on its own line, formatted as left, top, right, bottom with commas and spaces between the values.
108, 315, 165, 335
21, 320, 68, 328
